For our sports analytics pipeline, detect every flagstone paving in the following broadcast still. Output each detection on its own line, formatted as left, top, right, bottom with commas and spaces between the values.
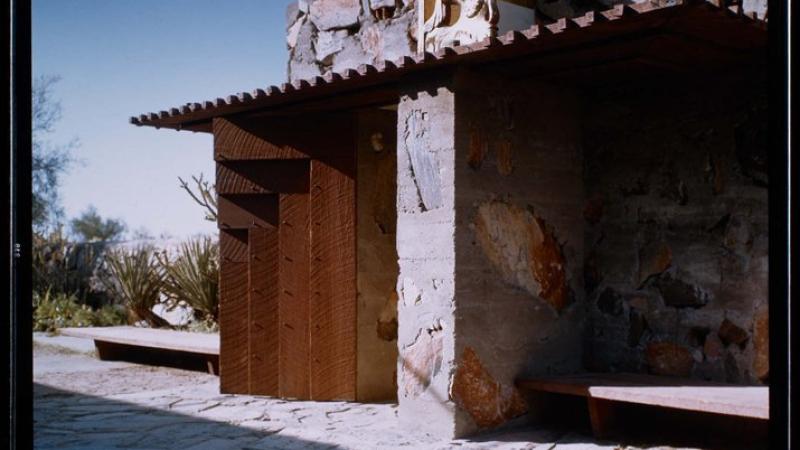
34, 335, 700, 450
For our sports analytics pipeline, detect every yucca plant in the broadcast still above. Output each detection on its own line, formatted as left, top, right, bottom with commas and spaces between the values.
103, 246, 170, 328
157, 237, 219, 324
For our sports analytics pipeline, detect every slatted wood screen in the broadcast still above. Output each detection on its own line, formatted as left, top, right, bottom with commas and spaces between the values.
214, 115, 356, 400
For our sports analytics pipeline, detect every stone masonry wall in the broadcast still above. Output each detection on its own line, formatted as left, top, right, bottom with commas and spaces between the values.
286, 0, 417, 82
582, 74, 769, 385
451, 71, 586, 436
285, 1, 769, 83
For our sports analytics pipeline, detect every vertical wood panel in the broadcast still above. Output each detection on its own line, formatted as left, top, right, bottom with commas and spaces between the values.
248, 226, 280, 395
309, 160, 357, 401
278, 193, 311, 398
219, 229, 249, 393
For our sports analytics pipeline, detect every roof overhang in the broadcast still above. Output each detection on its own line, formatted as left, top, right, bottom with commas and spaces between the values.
131, 0, 766, 133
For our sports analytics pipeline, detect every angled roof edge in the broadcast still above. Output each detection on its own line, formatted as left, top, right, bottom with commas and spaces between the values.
130, 0, 766, 132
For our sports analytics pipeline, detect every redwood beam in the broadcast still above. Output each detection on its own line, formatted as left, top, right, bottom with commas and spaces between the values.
217, 195, 278, 230
214, 117, 309, 161
216, 160, 309, 195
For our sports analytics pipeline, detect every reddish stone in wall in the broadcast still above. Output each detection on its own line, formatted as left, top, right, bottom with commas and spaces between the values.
718, 318, 749, 348
474, 201, 571, 312
646, 342, 694, 377
495, 140, 514, 176
467, 127, 487, 169
451, 347, 527, 429
528, 215, 569, 311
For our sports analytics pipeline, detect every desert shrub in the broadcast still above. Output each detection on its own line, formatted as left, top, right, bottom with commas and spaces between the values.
33, 289, 126, 332
95, 304, 129, 327
32, 229, 110, 307
157, 236, 219, 324
103, 246, 170, 328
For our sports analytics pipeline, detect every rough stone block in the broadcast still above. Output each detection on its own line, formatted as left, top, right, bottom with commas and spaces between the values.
308, 0, 361, 31
718, 318, 749, 348
400, 326, 443, 397
473, 200, 570, 312
646, 342, 694, 377
451, 347, 527, 429
656, 273, 709, 308
315, 29, 348, 64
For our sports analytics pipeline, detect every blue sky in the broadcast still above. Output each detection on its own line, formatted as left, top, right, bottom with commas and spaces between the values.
33, 0, 290, 239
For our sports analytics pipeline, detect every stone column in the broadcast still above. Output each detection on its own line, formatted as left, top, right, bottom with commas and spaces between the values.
396, 83, 459, 438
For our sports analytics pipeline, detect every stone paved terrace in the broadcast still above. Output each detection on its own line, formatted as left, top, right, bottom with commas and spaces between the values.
34, 333, 707, 450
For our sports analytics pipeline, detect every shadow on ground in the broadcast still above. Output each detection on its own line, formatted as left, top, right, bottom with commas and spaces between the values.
34, 383, 340, 450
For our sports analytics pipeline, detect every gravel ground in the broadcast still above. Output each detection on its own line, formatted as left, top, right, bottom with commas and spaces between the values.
33, 335, 700, 450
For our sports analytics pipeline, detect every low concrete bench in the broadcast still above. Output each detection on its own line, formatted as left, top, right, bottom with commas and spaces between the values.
59, 326, 220, 374
516, 373, 768, 438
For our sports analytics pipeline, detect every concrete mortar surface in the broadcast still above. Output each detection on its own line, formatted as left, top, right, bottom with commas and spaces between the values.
34, 335, 700, 450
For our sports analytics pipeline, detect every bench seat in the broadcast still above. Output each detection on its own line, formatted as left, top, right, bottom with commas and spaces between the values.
59, 326, 220, 373
516, 372, 768, 438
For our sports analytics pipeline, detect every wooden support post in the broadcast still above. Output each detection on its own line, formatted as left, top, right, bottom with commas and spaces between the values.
248, 226, 280, 395
219, 229, 250, 393
278, 193, 311, 399
587, 397, 617, 439
309, 160, 356, 401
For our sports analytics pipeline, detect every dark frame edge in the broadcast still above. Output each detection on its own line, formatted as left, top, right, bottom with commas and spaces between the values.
767, 0, 792, 449
9, 0, 33, 449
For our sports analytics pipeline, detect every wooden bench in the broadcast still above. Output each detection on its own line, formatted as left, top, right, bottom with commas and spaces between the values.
516, 373, 768, 438
59, 326, 220, 374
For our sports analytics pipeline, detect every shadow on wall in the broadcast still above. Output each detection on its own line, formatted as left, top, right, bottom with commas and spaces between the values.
33, 383, 342, 449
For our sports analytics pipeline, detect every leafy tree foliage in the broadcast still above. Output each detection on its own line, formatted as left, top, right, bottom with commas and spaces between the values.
70, 206, 127, 243
33, 75, 77, 234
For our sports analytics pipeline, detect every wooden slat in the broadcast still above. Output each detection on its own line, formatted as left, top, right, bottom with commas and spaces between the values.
217, 195, 279, 230
278, 193, 311, 399
214, 117, 308, 161
219, 230, 249, 393
216, 160, 309, 195
516, 373, 769, 419
248, 226, 280, 395
309, 159, 357, 401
